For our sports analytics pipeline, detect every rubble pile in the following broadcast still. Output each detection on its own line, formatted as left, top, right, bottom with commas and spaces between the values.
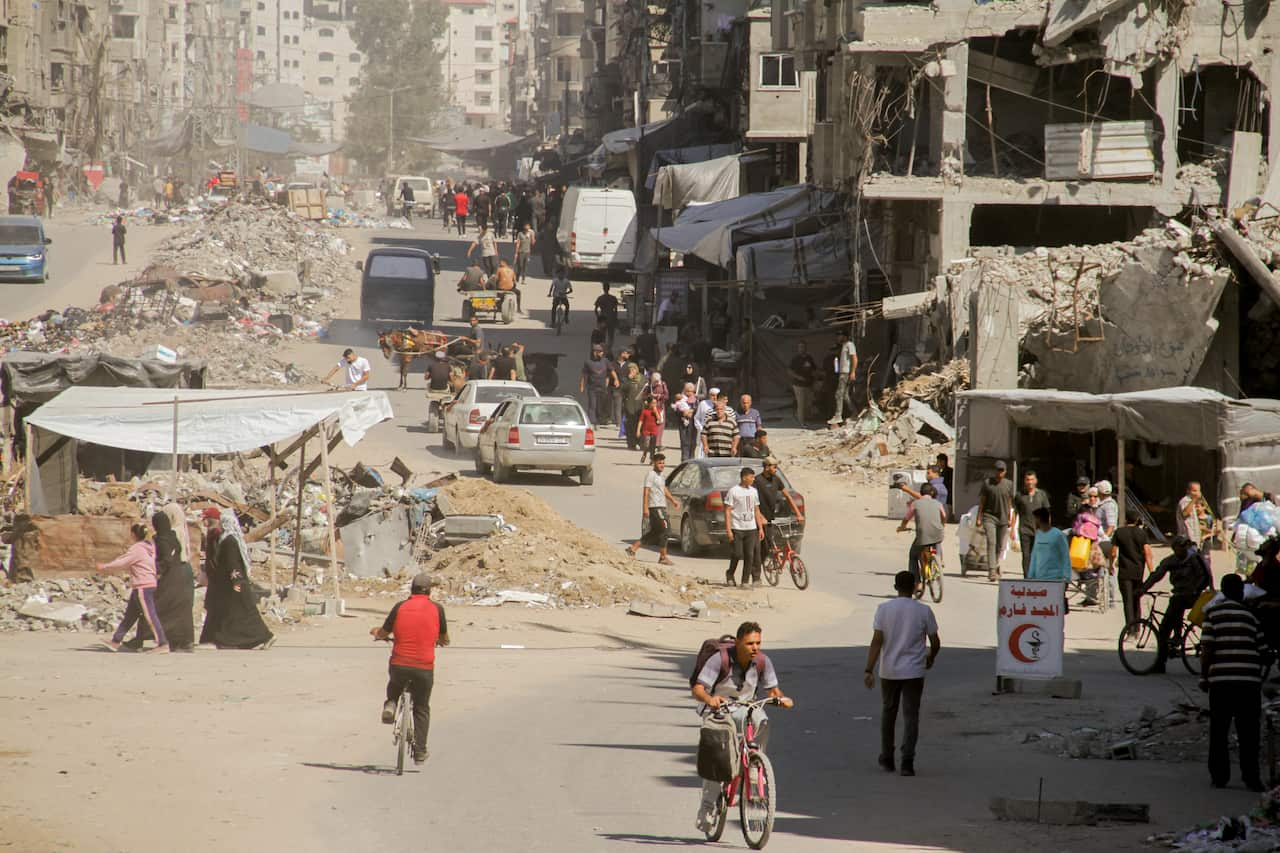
1024, 702, 1209, 763
0, 575, 131, 632
421, 479, 744, 609
793, 360, 966, 477
1150, 786, 1280, 851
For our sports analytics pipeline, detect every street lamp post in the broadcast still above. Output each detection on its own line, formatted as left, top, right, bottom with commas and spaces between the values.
370, 84, 413, 175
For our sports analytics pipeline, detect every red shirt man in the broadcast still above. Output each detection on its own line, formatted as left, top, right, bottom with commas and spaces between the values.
454, 192, 470, 217
372, 572, 450, 764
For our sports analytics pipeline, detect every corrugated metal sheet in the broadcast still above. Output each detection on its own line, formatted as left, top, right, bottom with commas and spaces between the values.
1044, 120, 1155, 181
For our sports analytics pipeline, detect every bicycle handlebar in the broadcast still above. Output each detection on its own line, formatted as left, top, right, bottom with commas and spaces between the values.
712, 697, 785, 714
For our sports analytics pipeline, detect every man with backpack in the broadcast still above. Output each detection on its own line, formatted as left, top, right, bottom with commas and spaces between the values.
691, 621, 793, 833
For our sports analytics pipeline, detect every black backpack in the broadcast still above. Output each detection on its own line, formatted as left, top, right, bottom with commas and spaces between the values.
690, 635, 766, 690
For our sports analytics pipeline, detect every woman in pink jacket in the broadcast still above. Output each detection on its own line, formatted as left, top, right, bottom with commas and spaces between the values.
97, 523, 168, 653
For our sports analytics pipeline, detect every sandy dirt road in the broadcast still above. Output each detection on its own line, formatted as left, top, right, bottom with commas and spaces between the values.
0, 216, 1262, 852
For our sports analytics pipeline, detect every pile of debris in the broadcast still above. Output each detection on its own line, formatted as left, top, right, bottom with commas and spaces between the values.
1023, 702, 1209, 763
1150, 786, 1280, 851
793, 359, 966, 476
0, 576, 129, 632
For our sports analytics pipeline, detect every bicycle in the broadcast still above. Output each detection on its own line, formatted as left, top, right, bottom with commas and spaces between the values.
391, 684, 415, 776
761, 518, 808, 590
914, 543, 944, 603
702, 697, 782, 849
549, 296, 570, 335
1118, 591, 1200, 676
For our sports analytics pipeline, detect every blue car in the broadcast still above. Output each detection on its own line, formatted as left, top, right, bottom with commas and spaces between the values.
0, 215, 51, 282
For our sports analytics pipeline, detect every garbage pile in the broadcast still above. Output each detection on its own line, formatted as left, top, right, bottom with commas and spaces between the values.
1150, 786, 1280, 851
794, 359, 966, 478
1023, 702, 1209, 763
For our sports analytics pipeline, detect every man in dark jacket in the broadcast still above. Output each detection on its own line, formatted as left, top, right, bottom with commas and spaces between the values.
1142, 535, 1212, 673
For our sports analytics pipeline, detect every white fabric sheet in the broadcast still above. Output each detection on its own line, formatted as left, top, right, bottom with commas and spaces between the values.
26, 386, 394, 454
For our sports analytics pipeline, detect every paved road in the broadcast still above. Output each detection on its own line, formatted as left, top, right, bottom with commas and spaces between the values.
0, 213, 174, 320
0, 216, 1260, 852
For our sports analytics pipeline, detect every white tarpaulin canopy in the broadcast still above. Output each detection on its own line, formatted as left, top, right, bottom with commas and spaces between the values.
653, 154, 742, 211
601, 119, 676, 154
26, 387, 394, 454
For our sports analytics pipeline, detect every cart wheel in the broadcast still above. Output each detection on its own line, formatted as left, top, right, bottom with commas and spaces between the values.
500, 296, 516, 324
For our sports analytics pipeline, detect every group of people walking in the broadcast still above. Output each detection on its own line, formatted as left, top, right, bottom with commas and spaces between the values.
98, 505, 274, 653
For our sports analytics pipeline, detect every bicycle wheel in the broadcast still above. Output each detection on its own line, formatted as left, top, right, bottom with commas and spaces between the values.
927, 557, 943, 603
762, 553, 782, 587
1118, 618, 1162, 675
705, 790, 728, 842
395, 694, 411, 776
1181, 623, 1203, 676
789, 555, 809, 590
739, 751, 776, 850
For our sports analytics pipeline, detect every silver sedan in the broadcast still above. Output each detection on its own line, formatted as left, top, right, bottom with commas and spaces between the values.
474, 396, 596, 486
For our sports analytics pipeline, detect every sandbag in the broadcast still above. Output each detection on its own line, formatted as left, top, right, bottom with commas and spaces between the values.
696, 714, 739, 782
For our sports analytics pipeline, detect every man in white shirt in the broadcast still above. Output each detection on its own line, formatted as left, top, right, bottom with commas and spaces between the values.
724, 466, 767, 587
323, 348, 371, 391
864, 571, 941, 777
627, 454, 680, 565
830, 329, 858, 426
693, 386, 719, 460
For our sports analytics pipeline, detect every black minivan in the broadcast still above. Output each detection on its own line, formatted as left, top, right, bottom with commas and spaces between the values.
357, 247, 436, 324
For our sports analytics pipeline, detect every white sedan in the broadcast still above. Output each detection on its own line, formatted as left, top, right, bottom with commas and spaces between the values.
442, 380, 539, 452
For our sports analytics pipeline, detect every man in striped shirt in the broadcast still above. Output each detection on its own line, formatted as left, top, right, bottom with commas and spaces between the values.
1200, 574, 1266, 791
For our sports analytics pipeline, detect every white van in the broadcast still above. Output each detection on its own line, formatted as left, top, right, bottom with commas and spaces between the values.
390, 175, 436, 216
556, 187, 638, 274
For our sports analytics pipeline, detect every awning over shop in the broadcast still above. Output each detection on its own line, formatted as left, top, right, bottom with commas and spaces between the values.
242, 123, 292, 155
645, 143, 739, 189
26, 387, 394, 454
653, 185, 843, 268
408, 126, 535, 153
601, 118, 676, 154
735, 224, 854, 287
653, 154, 743, 211
1, 351, 207, 408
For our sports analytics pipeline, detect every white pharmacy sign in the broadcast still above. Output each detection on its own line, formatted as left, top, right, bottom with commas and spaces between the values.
996, 579, 1066, 678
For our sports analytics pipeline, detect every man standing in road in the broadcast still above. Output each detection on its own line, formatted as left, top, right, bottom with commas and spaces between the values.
1027, 507, 1072, 586
627, 453, 679, 565
725, 467, 766, 586
736, 394, 763, 446
513, 222, 535, 283
896, 483, 946, 590
788, 341, 818, 427
489, 346, 518, 381
1178, 481, 1215, 550
323, 348, 371, 390
977, 461, 1016, 581
595, 284, 620, 349
1201, 573, 1266, 792
463, 314, 486, 355
468, 225, 500, 276
371, 571, 449, 766
829, 329, 858, 426
453, 187, 469, 235
579, 343, 617, 426
111, 215, 127, 264
702, 402, 739, 458
935, 453, 954, 517
1111, 511, 1154, 630
1065, 476, 1091, 526
1012, 470, 1051, 578
864, 570, 941, 777
692, 622, 793, 833
693, 387, 718, 459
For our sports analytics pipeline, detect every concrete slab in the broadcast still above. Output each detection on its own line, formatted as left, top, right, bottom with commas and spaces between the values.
994, 675, 1083, 699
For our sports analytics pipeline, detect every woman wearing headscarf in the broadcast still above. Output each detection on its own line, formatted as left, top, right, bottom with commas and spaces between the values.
198, 507, 228, 644
97, 523, 168, 653
211, 508, 274, 650
680, 362, 707, 400
648, 371, 669, 450
151, 507, 195, 651
620, 362, 648, 451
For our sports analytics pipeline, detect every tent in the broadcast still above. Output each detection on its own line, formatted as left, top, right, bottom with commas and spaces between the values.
653, 154, 743, 211
645, 143, 739, 189
957, 386, 1280, 519
25, 387, 393, 454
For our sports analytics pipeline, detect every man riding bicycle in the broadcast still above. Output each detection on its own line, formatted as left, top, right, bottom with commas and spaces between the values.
691, 621, 793, 833
1140, 535, 1211, 673
896, 483, 946, 592
548, 267, 573, 326
756, 456, 803, 552
371, 572, 450, 765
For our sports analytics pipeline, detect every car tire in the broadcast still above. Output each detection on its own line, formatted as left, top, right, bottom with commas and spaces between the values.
493, 460, 509, 483
680, 515, 701, 556
579, 466, 594, 486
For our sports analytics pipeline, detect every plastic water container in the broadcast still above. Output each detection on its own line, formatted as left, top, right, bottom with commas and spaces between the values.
887, 469, 927, 519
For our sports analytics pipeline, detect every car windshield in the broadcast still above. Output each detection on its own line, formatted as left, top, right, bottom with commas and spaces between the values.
476, 386, 535, 404
0, 225, 40, 244
708, 465, 792, 491
367, 254, 428, 280
519, 403, 584, 425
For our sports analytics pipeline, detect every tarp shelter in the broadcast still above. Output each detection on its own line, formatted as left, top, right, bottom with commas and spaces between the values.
245, 83, 308, 111
645, 143, 739, 189
2, 351, 207, 408
653, 185, 843, 269
653, 154, 743, 211
957, 386, 1280, 521
736, 224, 855, 288
408, 127, 534, 153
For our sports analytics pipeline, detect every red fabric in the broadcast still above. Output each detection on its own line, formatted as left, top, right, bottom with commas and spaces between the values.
390, 595, 441, 670
638, 408, 660, 437
454, 193, 470, 216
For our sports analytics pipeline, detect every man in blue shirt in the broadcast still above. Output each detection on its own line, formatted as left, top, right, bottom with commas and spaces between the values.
737, 393, 763, 443
1028, 507, 1071, 582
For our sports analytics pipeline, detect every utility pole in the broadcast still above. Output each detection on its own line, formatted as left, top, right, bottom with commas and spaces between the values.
370, 84, 413, 175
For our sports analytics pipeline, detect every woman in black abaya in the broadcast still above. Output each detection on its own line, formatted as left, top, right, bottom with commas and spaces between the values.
212, 508, 275, 650
125, 506, 196, 651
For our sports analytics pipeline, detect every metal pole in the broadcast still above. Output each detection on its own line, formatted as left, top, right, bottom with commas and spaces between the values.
22, 421, 33, 511
269, 442, 279, 595
386, 89, 394, 177
317, 418, 341, 607
290, 435, 306, 589
1117, 435, 1127, 526
170, 395, 179, 500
